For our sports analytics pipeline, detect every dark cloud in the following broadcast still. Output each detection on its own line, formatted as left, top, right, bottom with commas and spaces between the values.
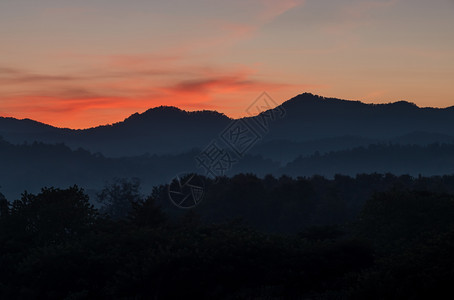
169, 76, 268, 93
0, 67, 77, 84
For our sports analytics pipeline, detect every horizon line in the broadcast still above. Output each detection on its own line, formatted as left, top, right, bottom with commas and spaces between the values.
1, 92, 453, 130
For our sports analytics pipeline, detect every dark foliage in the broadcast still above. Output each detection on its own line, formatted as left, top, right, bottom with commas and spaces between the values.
154, 173, 454, 233
1, 175, 454, 298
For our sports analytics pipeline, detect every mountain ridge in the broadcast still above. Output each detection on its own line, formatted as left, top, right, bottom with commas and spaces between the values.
1, 92, 454, 157
3, 93, 453, 131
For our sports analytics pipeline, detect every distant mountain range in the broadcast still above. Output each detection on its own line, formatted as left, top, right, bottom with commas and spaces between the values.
1, 92, 454, 199
1, 93, 454, 159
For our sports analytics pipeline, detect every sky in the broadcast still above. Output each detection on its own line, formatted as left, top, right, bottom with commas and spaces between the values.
1, 0, 453, 129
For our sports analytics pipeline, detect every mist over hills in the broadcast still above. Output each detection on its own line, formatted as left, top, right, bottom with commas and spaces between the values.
1, 137, 454, 200
1, 92, 454, 199
0, 138, 277, 199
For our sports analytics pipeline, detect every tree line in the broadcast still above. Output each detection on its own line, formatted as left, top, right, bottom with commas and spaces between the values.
1, 174, 454, 298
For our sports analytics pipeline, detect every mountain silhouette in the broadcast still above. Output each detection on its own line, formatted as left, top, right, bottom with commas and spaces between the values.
1, 93, 454, 157
257, 93, 454, 141
0, 106, 231, 156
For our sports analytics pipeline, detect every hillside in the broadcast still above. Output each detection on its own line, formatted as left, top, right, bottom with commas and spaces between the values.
2, 93, 454, 157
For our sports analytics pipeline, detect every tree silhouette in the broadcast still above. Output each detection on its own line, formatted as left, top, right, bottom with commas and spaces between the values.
97, 177, 141, 219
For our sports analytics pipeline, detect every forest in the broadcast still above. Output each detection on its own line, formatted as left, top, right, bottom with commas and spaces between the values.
1, 174, 454, 299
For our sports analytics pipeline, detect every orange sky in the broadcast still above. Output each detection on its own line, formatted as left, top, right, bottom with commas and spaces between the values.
1, 0, 453, 129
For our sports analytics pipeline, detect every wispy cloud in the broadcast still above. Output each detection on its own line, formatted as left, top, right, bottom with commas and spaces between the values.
0, 68, 77, 84
0, 62, 304, 128
254, 0, 305, 22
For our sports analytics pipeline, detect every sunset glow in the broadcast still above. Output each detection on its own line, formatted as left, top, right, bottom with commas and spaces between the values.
1, 0, 453, 128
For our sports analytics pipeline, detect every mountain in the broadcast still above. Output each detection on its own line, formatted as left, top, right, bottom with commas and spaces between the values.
1, 93, 454, 158
0, 106, 231, 157
261, 94, 454, 141
0, 137, 278, 200
2, 135, 454, 201
2, 89, 454, 199
280, 143, 454, 177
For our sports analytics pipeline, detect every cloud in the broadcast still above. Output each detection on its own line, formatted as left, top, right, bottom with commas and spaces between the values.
329, 0, 398, 32
168, 76, 259, 94
0, 0, 310, 128
0, 63, 184, 85
169, 0, 305, 52
0, 62, 302, 128
0, 68, 77, 84
254, 0, 305, 21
